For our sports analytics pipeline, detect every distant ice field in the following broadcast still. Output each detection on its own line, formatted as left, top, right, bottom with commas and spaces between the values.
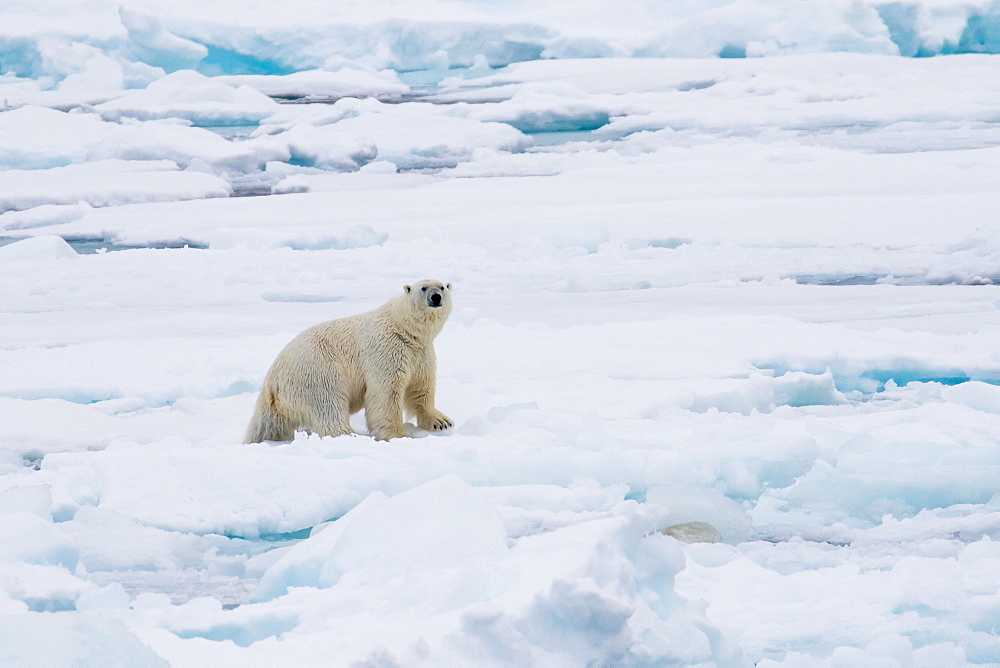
3, 1, 1000, 666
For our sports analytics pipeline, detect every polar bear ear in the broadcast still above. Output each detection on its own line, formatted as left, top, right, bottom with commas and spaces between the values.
446, 283, 452, 290
404, 285, 411, 293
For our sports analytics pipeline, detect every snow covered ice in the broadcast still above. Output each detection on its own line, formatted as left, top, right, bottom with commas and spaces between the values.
3, 0, 1000, 665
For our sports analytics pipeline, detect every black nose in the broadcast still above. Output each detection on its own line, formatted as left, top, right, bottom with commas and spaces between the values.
430, 293, 442, 307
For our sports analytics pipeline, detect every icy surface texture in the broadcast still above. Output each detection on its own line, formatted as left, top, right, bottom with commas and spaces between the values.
3, 1, 1000, 666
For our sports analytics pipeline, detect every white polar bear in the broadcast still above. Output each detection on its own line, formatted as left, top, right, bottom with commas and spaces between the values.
244, 280, 453, 443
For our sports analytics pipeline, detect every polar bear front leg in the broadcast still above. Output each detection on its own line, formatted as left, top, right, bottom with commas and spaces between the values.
405, 383, 453, 432
365, 382, 407, 441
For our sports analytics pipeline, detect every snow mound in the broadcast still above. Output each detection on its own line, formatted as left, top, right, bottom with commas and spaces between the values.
0, 107, 115, 170
119, 7, 208, 73
648, 483, 753, 544
876, 1, 1000, 56
941, 380, 1000, 414
460, 82, 611, 133
218, 68, 410, 101
0, 107, 285, 180
259, 98, 531, 170
0, 160, 231, 212
0, 561, 91, 613
636, 0, 895, 58
0, 613, 168, 668
686, 371, 847, 415
95, 70, 280, 125
5, 0, 1000, 101
0, 203, 91, 232
41, 443, 372, 538
254, 476, 508, 606
0, 513, 78, 570
87, 120, 287, 175
258, 123, 377, 172
0, 235, 77, 261
252, 485, 741, 665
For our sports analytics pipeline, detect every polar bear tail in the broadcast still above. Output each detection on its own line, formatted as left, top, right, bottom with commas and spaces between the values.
243, 387, 294, 444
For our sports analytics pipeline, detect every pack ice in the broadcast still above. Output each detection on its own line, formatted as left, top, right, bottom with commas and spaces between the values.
2, 1, 1000, 666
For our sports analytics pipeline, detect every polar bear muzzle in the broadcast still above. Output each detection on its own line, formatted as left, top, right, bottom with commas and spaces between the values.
427, 288, 444, 308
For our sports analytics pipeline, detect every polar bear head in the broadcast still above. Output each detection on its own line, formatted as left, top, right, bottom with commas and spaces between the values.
404, 279, 452, 313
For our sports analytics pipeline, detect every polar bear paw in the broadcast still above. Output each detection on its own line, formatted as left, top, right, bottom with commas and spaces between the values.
421, 413, 453, 431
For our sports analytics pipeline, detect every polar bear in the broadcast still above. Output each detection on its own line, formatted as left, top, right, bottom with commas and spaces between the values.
244, 279, 453, 443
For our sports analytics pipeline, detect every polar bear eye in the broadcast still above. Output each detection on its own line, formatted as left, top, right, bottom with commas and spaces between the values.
421, 287, 427, 292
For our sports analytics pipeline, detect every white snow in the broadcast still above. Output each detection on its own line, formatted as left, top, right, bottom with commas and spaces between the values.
217, 68, 411, 101
94, 70, 281, 124
3, 1, 1000, 666
0, 107, 115, 170
0, 159, 231, 212
0, 235, 78, 261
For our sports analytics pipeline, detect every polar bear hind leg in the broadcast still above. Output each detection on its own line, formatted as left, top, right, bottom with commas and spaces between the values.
244, 388, 296, 443
244, 385, 354, 443
301, 393, 354, 438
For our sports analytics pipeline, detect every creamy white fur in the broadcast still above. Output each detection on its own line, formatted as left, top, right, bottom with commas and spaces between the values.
245, 280, 453, 443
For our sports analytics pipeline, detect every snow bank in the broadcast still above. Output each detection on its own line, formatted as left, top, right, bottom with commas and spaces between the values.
256, 98, 530, 171
118, 7, 207, 73
0, 613, 168, 667
6, 0, 1000, 97
217, 68, 410, 101
647, 483, 753, 544
95, 70, 280, 124
874, 0, 1000, 56
0, 235, 77, 261
239, 479, 742, 665
456, 82, 611, 134
0, 106, 281, 177
0, 513, 78, 570
255, 123, 377, 172
0, 160, 230, 212
88, 120, 287, 175
0, 107, 114, 170
254, 476, 508, 605
941, 380, 1000, 414
41, 442, 384, 537
333, 103, 531, 169
0, 561, 90, 614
